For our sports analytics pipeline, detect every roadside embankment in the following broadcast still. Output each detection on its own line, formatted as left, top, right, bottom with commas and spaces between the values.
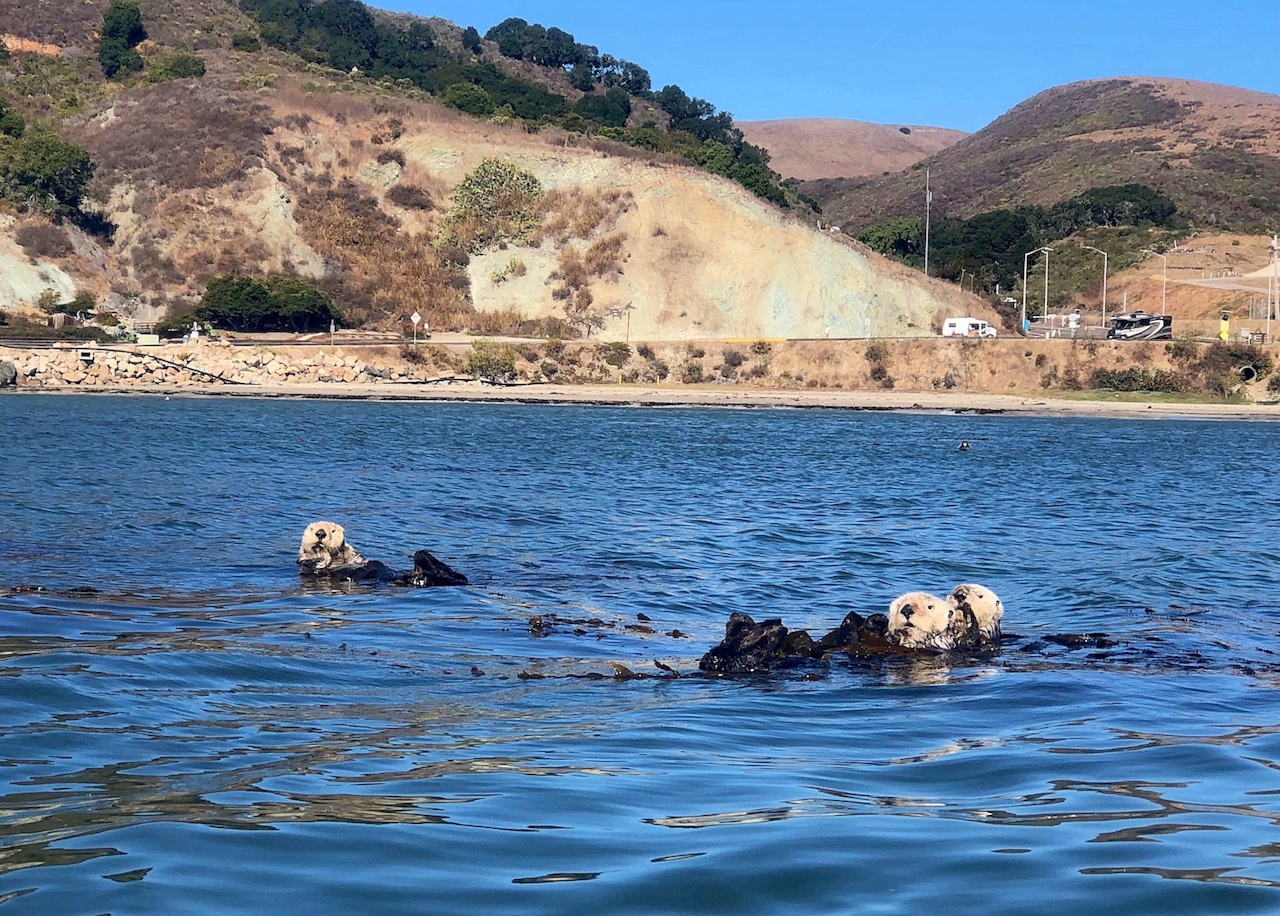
2, 338, 1276, 414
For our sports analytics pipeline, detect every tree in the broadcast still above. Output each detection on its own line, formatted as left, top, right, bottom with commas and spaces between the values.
0, 39, 9, 64
98, 37, 143, 77
98, 1, 147, 77
569, 62, 594, 91
101, 1, 147, 46
443, 82, 494, 117
194, 275, 342, 332
0, 132, 95, 213
461, 26, 482, 54
575, 87, 630, 127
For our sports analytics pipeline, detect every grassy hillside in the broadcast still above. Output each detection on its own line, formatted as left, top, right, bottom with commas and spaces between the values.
807, 78, 1280, 235
737, 119, 965, 181
0, 1, 982, 340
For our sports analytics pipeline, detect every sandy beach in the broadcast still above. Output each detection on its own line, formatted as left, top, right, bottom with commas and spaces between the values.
13, 378, 1280, 420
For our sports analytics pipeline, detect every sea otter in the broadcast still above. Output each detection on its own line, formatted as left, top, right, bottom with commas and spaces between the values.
947, 582, 1004, 645
885, 591, 958, 650
297, 522, 468, 587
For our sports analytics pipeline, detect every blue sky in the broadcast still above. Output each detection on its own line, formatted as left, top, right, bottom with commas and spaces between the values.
384, 0, 1278, 131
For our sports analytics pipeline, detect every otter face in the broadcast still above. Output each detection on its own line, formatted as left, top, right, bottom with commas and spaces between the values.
948, 583, 1004, 643
298, 521, 364, 570
887, 592, 956, 650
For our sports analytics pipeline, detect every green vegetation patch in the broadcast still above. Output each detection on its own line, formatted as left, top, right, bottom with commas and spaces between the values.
440, 158, 543, 252
162, 274, 344, 334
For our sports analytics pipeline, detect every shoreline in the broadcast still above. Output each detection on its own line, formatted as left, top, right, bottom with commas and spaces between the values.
8, 380, 1280, 420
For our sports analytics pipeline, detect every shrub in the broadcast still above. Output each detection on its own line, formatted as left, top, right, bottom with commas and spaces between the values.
375, 148, 406, 167
444, 82, 494, 117
401, 343, 427, 365
440, 158, 542, 252
15, 223, 73, 258
0, 98, 24, 138
540, 359, 559, 378
231, 32, 261, 52
722, 349, 745, 369
688, 345, 705, 359
598, 341, 631, 367
750, 340, 772, 357
1269, 374, 1280, 394
1166, 338, 1199, 363
145, 52, 207, 83
681, 362, 704, 384
1197, 342, 1273, 380
637, 343, 655, 360
387, 184, 433, 210
652, 359, 669, 380
1089, 368, 1186, 392
865, 341, 888, 363
545, 337, 565, 360
466, 339, 517, 382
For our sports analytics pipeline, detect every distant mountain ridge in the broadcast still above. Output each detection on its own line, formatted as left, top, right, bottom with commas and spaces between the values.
806, 77, 1280, 233
737, 118, 966, 181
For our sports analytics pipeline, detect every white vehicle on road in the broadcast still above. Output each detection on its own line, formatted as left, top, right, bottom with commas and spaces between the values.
941, 317, 998, 338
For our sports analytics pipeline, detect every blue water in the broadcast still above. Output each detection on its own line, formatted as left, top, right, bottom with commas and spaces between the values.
2, 394, 1280, 914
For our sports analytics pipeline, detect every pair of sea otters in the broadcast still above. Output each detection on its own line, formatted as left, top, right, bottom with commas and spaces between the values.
698, 585, 1005, 673
296, 522, 1003, 673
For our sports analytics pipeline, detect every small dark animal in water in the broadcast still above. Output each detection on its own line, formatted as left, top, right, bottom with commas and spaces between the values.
296, 521, 468, 587
958, 441, 971, 452
404, 549, 469, 587
698, 612, 817, 673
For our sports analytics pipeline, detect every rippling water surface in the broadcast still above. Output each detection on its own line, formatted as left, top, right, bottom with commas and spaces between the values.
2, 394, 1280, 914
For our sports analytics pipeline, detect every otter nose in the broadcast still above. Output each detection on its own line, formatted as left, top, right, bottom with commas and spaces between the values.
900, 606, 914, 619
315, 529, 327, 540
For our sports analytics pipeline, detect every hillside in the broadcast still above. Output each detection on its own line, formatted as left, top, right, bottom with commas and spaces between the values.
807, 78, 1280, 234
0, 1, 987, 340
737, 119, 965, 181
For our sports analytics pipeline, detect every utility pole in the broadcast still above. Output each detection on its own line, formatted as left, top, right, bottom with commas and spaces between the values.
924, 169, 932, 277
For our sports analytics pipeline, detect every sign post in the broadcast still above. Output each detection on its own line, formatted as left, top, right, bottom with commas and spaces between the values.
410, 311, 421, 345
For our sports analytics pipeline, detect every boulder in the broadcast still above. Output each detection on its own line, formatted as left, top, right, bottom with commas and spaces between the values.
0, 360, 16, 387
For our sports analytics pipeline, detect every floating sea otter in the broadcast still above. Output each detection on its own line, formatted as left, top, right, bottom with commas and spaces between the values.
699, 584, 1004, 672
297, 521, 468, 587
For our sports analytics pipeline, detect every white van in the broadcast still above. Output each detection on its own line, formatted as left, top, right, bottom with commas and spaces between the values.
942, 317, 998, 338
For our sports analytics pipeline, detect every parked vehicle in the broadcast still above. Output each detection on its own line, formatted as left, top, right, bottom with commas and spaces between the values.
1106, 311, 1173, 340
942, 317, 998, 338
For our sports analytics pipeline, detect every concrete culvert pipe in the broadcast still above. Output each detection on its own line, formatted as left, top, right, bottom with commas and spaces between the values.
1238, 365, 1258, 383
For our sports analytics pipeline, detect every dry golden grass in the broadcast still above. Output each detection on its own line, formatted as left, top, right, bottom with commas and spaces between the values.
295, 180, 471, 330
536, 188, 634, 244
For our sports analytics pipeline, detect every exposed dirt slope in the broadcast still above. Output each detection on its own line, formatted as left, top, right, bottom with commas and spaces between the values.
737, 119, 965, 181
807, 78, 1280, 233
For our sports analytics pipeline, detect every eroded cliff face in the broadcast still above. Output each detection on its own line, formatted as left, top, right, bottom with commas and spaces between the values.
4, 77, 991, 338
456, 143, 979, 341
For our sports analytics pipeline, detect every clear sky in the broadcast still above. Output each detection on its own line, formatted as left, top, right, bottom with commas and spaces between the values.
382, 0, 1278, 132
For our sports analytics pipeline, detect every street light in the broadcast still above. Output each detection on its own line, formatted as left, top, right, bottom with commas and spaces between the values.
1141, 249, 1168, 316
1081, 245, 1109, 328
1022, 246, 1053, 333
